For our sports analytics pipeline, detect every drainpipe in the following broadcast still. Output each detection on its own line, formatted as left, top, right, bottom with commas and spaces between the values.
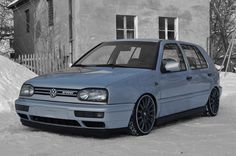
69, 0, 74, 64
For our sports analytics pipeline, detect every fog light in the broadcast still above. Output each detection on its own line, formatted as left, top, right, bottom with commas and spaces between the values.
74, 111, 104, 118
96, 112, 104, 118
15, 104, 29, 112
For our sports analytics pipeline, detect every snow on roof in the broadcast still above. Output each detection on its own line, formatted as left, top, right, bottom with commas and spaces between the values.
7, 0, 22, 9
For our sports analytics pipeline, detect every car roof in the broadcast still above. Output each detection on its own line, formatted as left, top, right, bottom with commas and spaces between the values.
104, 39, 201, 47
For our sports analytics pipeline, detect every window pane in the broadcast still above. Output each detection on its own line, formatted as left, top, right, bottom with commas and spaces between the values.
168, 31, 175, 40
161, 44, 186, 73
48, 0, 54, 26
159, 31, 165, 39
181, 45, 202, 69
168, 18, 175, 31
116, 15, 124, 29
25, 9, 30, 32
159, 17, 165, 30
117, 30, 124, 39
126, 16, 134, 29
127, 30, 134, 39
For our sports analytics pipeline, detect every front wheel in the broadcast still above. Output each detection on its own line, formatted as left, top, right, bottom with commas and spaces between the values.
128, 95, 156, 136
205, 88, 220, 116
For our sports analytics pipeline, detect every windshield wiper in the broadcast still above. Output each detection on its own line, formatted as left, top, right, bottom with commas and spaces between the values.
72, 64, 96, 67
73, 64, 129, 68
93, 64, 128, 68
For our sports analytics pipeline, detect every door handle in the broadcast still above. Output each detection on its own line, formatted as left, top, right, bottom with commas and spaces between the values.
208, 73, 212, 77
186, 76, 192, 81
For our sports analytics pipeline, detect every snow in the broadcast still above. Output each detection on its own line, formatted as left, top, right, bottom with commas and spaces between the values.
0, 59, 236, 155
0, 55, 36, 112
7, 0, 20, 8
215, 64, 222, 70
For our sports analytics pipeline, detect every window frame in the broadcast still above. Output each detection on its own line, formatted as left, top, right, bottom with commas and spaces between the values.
160, 43, 187, 74
180, 44, 209, 70
116, 15, 138, 39
159, 17, 178, 40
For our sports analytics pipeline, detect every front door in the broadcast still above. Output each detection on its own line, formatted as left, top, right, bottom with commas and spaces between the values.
159, 42, 191, 117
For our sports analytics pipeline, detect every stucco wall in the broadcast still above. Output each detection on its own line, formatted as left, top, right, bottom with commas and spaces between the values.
73, 0, 210, 60
13, 1, 37, 56
12, 0, 210, 64
34, 0, 70, 59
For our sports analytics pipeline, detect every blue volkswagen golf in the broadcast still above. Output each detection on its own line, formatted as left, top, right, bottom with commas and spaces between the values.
15, 39, 221, 136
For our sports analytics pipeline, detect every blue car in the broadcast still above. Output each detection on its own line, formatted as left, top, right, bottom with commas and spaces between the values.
15, 39, 221, 136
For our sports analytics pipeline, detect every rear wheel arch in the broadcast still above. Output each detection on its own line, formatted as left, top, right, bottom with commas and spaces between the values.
205, 87, 220, 116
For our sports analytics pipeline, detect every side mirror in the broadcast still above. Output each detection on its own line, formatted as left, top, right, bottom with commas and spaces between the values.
68, 63, 73, 67
165, 60, 180, 72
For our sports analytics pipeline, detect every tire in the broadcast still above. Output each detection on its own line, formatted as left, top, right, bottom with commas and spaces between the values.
205, 88, 220, 116
128, 95, 156, 136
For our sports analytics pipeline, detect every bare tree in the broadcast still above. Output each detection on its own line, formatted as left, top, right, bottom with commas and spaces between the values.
210, 0, 236, 62
0, 0, 13, 55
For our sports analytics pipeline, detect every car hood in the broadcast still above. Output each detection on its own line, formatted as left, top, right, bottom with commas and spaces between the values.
26, 67, 151, 89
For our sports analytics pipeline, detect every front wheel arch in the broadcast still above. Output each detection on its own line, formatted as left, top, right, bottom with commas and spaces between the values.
128, 93, 158, 136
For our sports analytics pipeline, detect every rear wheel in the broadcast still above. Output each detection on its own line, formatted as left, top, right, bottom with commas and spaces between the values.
128, 95, 156, 136
205, 88, 220, 116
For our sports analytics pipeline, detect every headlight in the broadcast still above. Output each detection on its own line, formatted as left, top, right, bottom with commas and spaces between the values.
20, 84, 34, 96
78, 89, 108, 103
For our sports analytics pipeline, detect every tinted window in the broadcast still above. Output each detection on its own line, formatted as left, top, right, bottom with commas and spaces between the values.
181, 45, 208, 69
161, 44, 186, 73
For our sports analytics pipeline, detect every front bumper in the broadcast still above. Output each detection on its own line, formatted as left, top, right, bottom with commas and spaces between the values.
15, 98, 134, 129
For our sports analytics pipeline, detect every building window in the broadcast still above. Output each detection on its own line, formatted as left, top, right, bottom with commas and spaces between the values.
47, 0, 54, 26
116, 15, 137, 39
159, 17, 178, 40
25, 9, 30, 33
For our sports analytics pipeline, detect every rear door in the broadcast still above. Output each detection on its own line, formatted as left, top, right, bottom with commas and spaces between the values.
159, 42, 192, 117
180, 44, 212, 109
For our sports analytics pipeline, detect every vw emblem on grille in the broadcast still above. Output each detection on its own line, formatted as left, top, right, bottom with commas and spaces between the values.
50, 89, 57, 98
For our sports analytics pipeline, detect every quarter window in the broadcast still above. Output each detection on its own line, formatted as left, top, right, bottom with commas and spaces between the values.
161, 44, 186, 73
116, 15, 137, 39
181, 45, 208, 69
159, 17, 178, 40
194, 47, 208, 68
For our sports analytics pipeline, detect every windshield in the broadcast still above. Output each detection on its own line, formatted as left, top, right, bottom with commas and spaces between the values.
74, 41, 159, 69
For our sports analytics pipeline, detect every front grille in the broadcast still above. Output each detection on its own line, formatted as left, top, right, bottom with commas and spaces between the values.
30, 116, 81, 127
34, 87, 78, 97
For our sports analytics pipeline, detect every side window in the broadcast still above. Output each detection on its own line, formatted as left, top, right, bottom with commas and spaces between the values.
161, 44, 186, 73
181, 45, 208, 69
194, 47, 208, 68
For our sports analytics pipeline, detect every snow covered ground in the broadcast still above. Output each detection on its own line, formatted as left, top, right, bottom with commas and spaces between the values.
0, 57, 236, 156
0, 55, 36, 112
